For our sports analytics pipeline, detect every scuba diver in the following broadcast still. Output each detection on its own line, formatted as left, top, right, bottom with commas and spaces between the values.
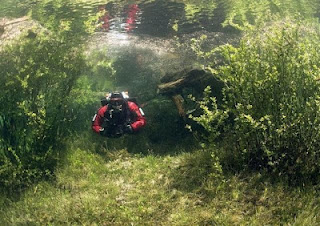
92, 92, 146, 138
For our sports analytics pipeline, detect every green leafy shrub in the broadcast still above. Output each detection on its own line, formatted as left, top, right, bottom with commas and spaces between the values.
193, 18, 320, 183
0, 31, 86, 190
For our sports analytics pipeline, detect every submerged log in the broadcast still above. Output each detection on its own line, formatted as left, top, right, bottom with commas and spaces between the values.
0, 16, 41, 46
158, 67, 224, 121
157, 68, 212, 95
1, 16, 29, 26
172, 94, 186, 119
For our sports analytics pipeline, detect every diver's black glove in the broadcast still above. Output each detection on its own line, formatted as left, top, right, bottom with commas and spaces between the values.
123, 124, 133, 134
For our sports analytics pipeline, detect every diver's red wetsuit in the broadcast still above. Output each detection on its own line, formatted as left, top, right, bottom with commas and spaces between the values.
92, 101, 146, 134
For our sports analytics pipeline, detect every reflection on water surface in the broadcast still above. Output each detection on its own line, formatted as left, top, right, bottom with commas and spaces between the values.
1, 0, 320, 38
95, 0, 235, 36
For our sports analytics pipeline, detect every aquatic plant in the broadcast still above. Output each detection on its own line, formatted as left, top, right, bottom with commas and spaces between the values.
193, 18, 320, 183
0, 27, 87, 190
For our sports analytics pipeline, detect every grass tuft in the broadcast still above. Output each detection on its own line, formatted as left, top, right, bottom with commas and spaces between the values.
0, 148, 320, 225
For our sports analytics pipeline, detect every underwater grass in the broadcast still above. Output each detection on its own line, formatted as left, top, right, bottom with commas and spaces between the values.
1, 147, 320, 225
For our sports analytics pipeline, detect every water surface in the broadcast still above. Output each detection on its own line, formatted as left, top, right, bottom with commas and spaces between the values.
2, 0, 318, 38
